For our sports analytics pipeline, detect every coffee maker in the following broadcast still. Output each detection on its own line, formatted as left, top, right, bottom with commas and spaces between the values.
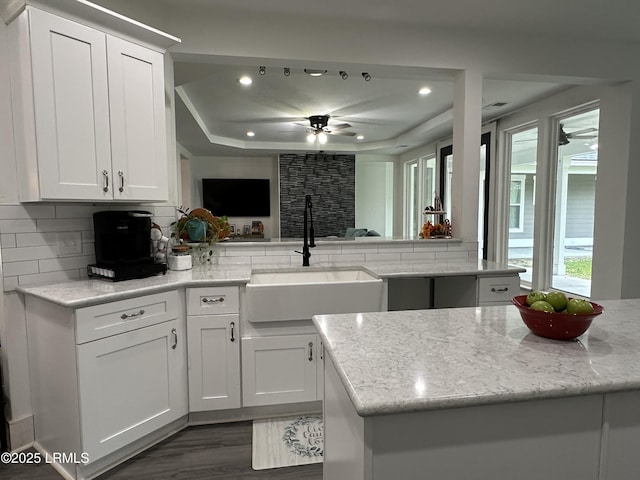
88, 210, 167, 281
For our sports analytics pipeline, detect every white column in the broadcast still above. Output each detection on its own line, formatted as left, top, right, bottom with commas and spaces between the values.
451, 70, 482, 243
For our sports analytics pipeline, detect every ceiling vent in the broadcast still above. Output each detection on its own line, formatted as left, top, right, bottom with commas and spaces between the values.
483, 101, 509, 110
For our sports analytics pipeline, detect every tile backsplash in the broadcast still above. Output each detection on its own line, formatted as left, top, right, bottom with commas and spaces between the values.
0, 203, 478, 291
0, 203, 177, 291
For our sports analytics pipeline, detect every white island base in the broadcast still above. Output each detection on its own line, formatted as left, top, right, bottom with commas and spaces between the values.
323, 356, 640, 480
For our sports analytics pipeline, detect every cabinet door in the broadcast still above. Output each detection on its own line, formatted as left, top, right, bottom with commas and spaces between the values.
187, 314, 241, 411
76, 319, 187, 460
29, 8, 113, 200
242, 334, 318, 407
107, 35, 167, 201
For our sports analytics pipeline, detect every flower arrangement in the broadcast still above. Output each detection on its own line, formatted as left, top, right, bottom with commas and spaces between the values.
420, 219, 452, 238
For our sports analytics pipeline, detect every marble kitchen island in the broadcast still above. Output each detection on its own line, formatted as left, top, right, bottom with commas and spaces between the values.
313, 300, 640, 480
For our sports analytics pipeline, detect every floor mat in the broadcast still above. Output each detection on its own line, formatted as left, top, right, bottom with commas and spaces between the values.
252, 414, 323, 470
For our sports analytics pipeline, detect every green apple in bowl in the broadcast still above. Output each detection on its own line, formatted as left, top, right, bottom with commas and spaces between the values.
545, 291, 568, 312
566, 298, 595, 314
529, 300, 555, 312
526, 291, 546, 306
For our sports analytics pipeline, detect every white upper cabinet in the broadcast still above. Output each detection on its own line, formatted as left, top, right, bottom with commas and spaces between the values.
9, 6, 175, 202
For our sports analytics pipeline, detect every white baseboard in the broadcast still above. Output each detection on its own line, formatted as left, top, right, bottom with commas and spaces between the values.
8, 414, 34, 451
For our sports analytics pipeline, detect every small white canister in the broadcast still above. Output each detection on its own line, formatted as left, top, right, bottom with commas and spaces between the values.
167, 253, 192, 271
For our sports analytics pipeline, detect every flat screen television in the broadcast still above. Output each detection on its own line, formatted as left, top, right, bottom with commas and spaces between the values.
202, 178, 271, 217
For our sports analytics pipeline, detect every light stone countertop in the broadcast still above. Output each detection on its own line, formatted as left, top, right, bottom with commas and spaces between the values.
16, 260, 524, 308
313, 299, 640, 417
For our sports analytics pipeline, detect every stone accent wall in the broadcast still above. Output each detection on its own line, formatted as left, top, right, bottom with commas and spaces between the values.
279, 153, 355, 238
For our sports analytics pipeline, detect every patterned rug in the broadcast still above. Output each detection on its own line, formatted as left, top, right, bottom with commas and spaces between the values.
252, 414, 324, 470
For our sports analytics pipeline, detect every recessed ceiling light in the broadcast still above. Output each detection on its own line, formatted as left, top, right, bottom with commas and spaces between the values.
304, 69, 327, 77
246, 131, 255, 137
356, 135, 364, 140
419, 87, 432, 95
239, 76, 252, 86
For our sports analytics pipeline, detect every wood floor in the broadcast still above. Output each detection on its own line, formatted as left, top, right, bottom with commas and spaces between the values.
0, 421, 323, 480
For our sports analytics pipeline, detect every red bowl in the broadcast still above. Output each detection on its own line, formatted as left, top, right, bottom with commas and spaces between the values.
511, 295, 604, 340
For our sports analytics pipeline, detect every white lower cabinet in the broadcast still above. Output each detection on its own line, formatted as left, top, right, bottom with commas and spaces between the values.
77, 318, 186, 460
242, 334, 319, 407
25, 290, 187, 479
187, 314, 241, 411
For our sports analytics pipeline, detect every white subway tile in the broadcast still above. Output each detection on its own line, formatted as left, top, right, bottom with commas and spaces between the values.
18, 269, 81, 286
82, 230, 95, 243
413, 242, 449, 253
327, 253, 365, 264
54, 205, 103, 218
39, 255, 94, 273
3, 260, 39, 276
0, 205, 55, 220
153, 206, 178, 217
264, 245, 300, 256
376, 243, 414, 254
400, 252, 437, 262
215, 256, 252, 266
0, 219, 37, 234
290, 254, 329, 265
3, 276, 19, 292
224, 247, 266, 257
364, 252, 402, 262
251, 255, 292, 266
16, 232, 57, 247
36, 218, 92, 232
1, 234, 16, 248
3, 245, 57, 262
341, 244, 379, 254
312, 244, 342, 255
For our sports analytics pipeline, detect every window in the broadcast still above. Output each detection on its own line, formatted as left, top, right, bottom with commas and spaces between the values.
509, 175, 525, 232
506, 126, 538, 286
404, 155, 437, 238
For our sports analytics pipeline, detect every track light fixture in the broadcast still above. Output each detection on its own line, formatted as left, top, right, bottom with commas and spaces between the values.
362, 72, 372, 81
339, 71, 348, 80
284, 67, 290, 76
259, 66, 266, 75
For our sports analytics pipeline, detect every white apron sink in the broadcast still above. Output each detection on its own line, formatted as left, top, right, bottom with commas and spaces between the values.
245, 267, 383, 322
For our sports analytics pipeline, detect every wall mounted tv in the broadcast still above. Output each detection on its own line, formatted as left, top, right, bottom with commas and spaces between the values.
202, 178, 271, 217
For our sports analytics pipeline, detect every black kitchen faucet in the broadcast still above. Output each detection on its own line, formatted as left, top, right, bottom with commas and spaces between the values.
295, 194, 316, 266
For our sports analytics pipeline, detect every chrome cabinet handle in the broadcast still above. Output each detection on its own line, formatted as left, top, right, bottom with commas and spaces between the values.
118, 170, 124, 193
202, 297, 225, 304
102, 170, 109, 192
120, 309, 144, 320
171, 328, 177, 350
320, 341, 324, 361
491, 287, 509, 293
230, 322, 236, 342
308, 342, 314, 362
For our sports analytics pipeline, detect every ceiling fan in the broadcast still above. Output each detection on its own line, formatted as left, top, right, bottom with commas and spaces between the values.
558, 124, 598, 146
298, 115, 357, 141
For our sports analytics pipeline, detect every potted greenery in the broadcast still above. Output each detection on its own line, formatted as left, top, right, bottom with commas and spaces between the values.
170, 207, 231, 253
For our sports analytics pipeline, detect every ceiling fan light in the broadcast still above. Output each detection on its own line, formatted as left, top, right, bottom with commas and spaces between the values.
317, 132, 328, 144
307, 133, 316, 143
304, 69, 327, 77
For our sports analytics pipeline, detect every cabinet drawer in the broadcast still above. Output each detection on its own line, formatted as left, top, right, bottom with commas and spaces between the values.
187, 286, 239, 315
76, 290, 179, 344
478, 275, 521, 304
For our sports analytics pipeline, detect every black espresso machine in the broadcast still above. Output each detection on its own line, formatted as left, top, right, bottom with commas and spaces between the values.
88, 210, 167, 281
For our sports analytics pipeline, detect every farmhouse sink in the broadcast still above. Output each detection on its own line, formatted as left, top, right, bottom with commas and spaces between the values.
245, 267, 384, 322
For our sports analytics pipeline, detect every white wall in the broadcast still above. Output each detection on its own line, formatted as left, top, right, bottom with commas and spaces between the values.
189, 154, 279, 238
